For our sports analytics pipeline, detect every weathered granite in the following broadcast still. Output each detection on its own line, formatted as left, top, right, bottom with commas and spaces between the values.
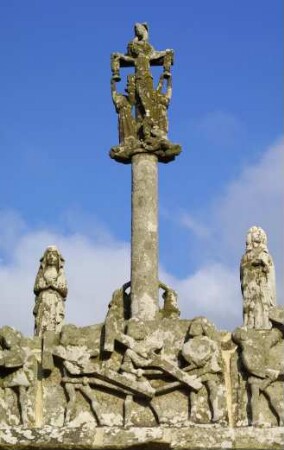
0, 328, 40, 428
240, 226, 276, 329
33, 246, 68, 336
0, 245, 283, 447
110, 23, 181, 163
232, 307, 284, 428
131, 153, 159, 320
0, 425, 283, 449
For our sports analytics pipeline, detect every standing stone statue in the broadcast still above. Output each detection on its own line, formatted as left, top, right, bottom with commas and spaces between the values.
153, 74, 172, 137
33, 245, 68, 336
240, 226, 276, 329
110, 76, 139, 161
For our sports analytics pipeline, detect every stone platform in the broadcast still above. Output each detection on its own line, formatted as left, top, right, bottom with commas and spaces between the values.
1, 425, 283, 449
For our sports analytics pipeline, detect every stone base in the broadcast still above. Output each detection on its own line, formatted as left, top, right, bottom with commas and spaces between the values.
109, 141, 181, 164
0, 426, 283, 449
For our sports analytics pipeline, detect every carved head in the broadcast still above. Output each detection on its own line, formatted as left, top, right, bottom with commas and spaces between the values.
188, 320, 203, 337
187, 317, 217, 340
134, 22, 149, 41
246, 226, 267, 251
40, 245, 65, 272
127, 320, 147, 341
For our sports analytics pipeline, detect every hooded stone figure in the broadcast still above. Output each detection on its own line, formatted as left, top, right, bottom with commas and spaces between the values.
240, 226, 276, 330
33, 245, 68, 336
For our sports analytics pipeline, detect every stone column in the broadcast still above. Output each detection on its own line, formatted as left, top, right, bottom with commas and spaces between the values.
131, 152, 159, 320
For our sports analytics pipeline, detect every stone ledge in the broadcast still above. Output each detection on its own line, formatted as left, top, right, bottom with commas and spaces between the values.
0, 426, 283, 449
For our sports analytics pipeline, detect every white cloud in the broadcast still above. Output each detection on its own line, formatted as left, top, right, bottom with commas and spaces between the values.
213, 138, 283, 259
178, 213, 211, 239
160, 263, 241, 330
0, 209, 27, 258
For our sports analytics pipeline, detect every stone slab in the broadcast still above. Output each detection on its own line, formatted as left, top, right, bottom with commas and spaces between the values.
0, 426, 283, 449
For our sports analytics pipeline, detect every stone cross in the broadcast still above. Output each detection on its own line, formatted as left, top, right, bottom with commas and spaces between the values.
110, 23, 181, 320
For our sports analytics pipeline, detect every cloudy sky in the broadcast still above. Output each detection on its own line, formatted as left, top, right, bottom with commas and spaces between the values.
0, 1, 283, 335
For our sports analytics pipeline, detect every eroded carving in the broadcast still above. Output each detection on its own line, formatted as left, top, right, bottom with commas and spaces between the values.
233, 315, 284, 427
110, 23, 181, 163
181, 317, 225, 423
33, 246, 68, 336
110, 77, 140, 162
54, 340, 103, 425
104, 282, 131, 353
0, 327, 37, 426
159, 281, 180, 319
240, 226, 276, 329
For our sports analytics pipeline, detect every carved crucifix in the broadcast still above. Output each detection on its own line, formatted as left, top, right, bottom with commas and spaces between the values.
110, 23, 181, 320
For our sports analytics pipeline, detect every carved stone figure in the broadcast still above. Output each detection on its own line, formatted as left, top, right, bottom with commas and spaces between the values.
181, 317, 224, 423
103, 282, 131, 353
121, 320, 201, 391
112, 23, 160, 79
159, 281, 180, 319
233, 322, 284, 426
110, 77, 140, 162
118, 320, 202, 426
153, 74, 172, 137
127, 23, 155, 121
0, 327, 36, 426
138, 73, 181, 163
33, 246, 68, 336
53, 341, 103, 425
110, 23, 180, 163
240, 226, 276, 329
112, 23, 168, 119
49, 323, 158, 427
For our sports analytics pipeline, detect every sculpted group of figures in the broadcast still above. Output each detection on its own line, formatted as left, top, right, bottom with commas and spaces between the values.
0, 227, 283, 428
109, 23, 181, 163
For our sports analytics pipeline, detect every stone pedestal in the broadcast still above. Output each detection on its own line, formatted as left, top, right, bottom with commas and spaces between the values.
131, 152, 159, 320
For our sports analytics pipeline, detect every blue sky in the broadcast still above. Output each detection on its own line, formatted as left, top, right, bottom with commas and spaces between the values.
0, 1, 283, 334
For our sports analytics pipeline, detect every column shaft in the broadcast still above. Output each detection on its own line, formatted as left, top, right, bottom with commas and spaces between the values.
131, 153, 159, 320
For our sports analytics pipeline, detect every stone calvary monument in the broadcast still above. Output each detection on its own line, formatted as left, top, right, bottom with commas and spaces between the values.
0, 24, 283, 450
